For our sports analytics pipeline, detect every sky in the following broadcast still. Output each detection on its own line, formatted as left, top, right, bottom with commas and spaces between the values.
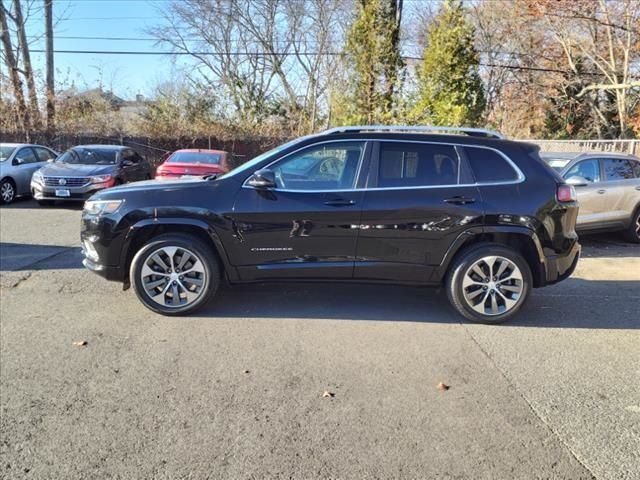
25, 0, 180, 99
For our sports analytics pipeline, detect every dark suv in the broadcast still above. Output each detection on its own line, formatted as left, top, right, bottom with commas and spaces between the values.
80, 126, 580, 323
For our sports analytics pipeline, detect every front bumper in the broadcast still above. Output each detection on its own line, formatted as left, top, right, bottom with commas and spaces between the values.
543, 241, 581, 286
31, 181, 110, 202
82, 257, 123, 282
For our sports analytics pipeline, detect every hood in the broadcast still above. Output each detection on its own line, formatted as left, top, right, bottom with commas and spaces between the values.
40, 162, 116, 176
92, 177, 210, 199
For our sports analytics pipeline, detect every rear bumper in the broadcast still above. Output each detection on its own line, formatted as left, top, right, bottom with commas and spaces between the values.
542, 241, 581, 286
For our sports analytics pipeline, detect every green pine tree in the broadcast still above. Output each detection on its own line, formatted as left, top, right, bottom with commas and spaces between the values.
413, 0, 485, 126
337, 0, 403, 125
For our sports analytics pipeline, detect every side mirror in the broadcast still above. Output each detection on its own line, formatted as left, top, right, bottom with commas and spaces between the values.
565, 175, 590, 187
248, 169, 276, 189
12, 158, 24, 166
121, 159, 134, 167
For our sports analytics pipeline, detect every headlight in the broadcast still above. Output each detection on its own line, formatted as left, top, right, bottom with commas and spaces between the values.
90, 174, 112, 184
83, 199, 123, 215
32, 170, 43, 183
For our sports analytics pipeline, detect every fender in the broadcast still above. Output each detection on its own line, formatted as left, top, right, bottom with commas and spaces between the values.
433, 224, 546, 281
121, 217, 239, 282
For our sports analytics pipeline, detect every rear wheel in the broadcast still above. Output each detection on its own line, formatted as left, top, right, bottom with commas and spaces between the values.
623, 208, 640, 243
130, 234, 220, 315
446, 244, 532, 324
0, 178, 16, 204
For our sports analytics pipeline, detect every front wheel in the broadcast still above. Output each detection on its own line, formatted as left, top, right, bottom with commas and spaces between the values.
0, 179, 16, 204
446, 244, 532, 324
130, 234, 220, 315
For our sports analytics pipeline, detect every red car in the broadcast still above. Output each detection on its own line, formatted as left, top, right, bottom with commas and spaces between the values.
155, 149, 230, 180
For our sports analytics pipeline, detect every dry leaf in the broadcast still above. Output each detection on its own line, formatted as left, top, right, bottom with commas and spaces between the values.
436, 382, 450, 391
322, 391, 335, 398
72, 341, 87, 347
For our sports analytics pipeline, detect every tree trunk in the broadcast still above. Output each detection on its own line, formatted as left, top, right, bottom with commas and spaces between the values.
14, 0, 41, 128
0, 0, 28, 130
45, 0, 55, 133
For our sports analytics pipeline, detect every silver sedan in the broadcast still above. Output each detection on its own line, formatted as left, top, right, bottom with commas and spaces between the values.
0, 143, 59, 204
542, 151, 640, 243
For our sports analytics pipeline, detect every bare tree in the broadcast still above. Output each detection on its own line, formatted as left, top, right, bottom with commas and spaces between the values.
12, 0, 41, 127
0, 0, 27, 130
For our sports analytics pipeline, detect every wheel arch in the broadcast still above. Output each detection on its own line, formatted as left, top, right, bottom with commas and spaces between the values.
436, 226, 546, 287
120, 218, 237, 287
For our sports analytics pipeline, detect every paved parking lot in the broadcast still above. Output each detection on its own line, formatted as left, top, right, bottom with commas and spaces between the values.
1, 198, 639, 479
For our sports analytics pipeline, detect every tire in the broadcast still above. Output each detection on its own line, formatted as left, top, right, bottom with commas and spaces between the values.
37, 200, 55, 206
0, 178, 16, 204
446, 243, 532, 324
130, 233, 220, 315
623, 207, 640, 243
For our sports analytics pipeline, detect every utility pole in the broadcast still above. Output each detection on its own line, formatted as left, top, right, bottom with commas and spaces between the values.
45, 0, 55, 133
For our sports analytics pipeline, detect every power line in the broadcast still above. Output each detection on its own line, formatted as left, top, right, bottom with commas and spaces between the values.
28, 48, 595, 75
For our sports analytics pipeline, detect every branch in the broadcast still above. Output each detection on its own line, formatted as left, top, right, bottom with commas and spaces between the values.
576, 81, 640, 98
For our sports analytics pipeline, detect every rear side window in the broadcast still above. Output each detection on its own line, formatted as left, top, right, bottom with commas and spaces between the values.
463, 147, 519, 183
34, 147, 56, 162
378, 142, 459, 188
633, 161, 640, 178
603, 158, 634, 181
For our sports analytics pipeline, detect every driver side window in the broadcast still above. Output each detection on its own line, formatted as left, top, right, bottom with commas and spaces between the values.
565, 159, 601, 183
272, 142, 365, 191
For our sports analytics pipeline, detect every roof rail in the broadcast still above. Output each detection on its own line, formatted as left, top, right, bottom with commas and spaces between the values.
320, 125, 504, 139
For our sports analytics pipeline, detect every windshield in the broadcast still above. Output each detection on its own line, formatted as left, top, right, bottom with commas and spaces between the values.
168, 152, 222, 164
544, 158, 572, 172
219, 136, 310, 179
0, 146, 16, 162
57, 148, 118, 165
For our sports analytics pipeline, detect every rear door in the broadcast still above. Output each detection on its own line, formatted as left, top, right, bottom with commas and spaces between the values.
229, 140, 369, 280
353, 141, 484, 283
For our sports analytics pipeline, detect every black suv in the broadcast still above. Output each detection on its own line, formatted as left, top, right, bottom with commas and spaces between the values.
80, 126, 580, 323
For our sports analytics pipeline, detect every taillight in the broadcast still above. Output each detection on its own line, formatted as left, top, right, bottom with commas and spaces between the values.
557, 184, 577, 203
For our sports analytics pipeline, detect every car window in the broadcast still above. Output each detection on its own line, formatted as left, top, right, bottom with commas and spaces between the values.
564, 159, 601, 183
0, 145, 16, 162
463, 147, 519, 183
168, 152, 221, 164
603, 158, 634, 181
378, 142, 459, 188
632, 160, 640, 178
272, 141, 365, 191
57, 148, 118, 165
34, 147, 56, 162
122, 150, 138, 163
14, 147, 38, 165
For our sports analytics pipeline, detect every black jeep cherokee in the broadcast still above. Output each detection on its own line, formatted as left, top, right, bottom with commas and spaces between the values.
80, 126, 580, 323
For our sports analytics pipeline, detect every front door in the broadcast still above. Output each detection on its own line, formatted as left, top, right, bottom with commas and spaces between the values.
564, 158, 607, 228
229, 140, 369, 280
354, 141, 484, 283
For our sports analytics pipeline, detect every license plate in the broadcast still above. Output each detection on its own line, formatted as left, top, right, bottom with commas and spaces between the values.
55, 189, 70, 197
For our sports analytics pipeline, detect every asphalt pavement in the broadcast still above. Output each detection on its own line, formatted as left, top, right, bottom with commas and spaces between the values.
1, 198, 638, 479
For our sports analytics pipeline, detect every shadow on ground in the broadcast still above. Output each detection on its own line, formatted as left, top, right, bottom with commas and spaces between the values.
0, 243, 82, 271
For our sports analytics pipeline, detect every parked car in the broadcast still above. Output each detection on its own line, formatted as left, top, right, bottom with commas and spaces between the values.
31, 145, 152, 205
80, 126, 581, 323
0, 143, 58, 204
541, 152, 640, 243
155, 149, 229, 180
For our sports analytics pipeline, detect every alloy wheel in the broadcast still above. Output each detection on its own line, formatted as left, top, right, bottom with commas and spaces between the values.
139, 246, 207, 308
1, 182, 15, 203
462, 255, 524, 316
636, 214, 640, 239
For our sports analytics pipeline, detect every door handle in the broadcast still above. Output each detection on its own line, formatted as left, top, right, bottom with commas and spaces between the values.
444, 196, 476, 205
597, 189, 606, 194
324, 198, 356, 207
